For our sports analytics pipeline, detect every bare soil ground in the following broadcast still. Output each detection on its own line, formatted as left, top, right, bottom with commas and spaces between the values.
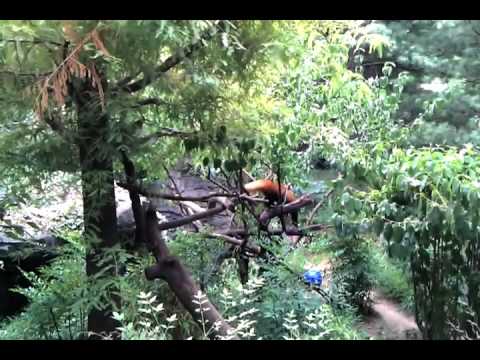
359, 290, 421, 340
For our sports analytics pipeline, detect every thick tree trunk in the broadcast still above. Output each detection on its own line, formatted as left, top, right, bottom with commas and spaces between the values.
73, 66, 120, 339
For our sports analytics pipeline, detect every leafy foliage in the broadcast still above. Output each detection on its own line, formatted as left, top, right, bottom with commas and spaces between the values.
8, 19, 480, 341
353, 21, 480, 147
337, 144, 480, 339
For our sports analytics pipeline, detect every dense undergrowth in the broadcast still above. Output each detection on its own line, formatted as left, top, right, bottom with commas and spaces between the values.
0, 226, 369, 340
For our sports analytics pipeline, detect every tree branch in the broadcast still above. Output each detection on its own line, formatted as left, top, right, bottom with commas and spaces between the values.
157, 202, 232, 232
205, 233, 262, 255
258, 195, 314, 226
0, 38, 63, 47
112, 21, 227, 96
120, 150, 147, 246
139, 127, 198, 143
203, 246, 235, 288
219, 223, 332, 238
132, 98, 170, 108
163, 165, 201, 232
117, 181, 265, 204
143, 208, 237, 339
42, 113, 70, 142
306, 189, 334, 225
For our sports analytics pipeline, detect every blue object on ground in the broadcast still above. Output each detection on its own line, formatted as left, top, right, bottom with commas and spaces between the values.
303, 269, 323, 286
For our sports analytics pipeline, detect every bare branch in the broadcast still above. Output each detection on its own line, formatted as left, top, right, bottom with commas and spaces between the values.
206, 233, 262, 255
0, 38, 63, 47
117, 181, 235, 202
115, 71, 142, 88
163, 165, 201, 232
306, 189, 334, 225
139, 127, 198, 143
259, 195, 315, 226
157, 203, 231, 231
117, 181, 267, 204
203, 246, 235, 288
120, 150, 147, 246
132, 98, 170, 108
220, 223, 332, 238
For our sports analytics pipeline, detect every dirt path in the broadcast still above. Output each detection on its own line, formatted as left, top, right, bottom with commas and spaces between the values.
304, 258, 421, 340
359, 290, 421, 340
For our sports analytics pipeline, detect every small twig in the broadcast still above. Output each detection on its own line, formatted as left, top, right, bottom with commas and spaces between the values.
132, 98, 170, 108
203, 173, 233, 194
157, 204, 230, 231
117, 181, 235, 202
120, 150, 147, 246
139, 127, 197, 143
0, 38, 63, 47
49, 307, 63, 340
306, 189, 334, 225
242, 169, 255, 182
206, 233, 262, 255
203, 246, 235, 288
163, 165, 200, 232
117, 181, 268, 205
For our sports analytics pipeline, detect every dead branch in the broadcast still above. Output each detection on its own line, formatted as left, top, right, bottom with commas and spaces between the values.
204, 173, 233, 194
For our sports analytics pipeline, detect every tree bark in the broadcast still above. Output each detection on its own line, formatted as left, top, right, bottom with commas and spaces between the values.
144, 208, 237, 340
73, 64, 120, 339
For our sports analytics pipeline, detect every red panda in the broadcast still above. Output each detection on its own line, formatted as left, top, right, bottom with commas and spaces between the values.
243, 179, 298, 226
